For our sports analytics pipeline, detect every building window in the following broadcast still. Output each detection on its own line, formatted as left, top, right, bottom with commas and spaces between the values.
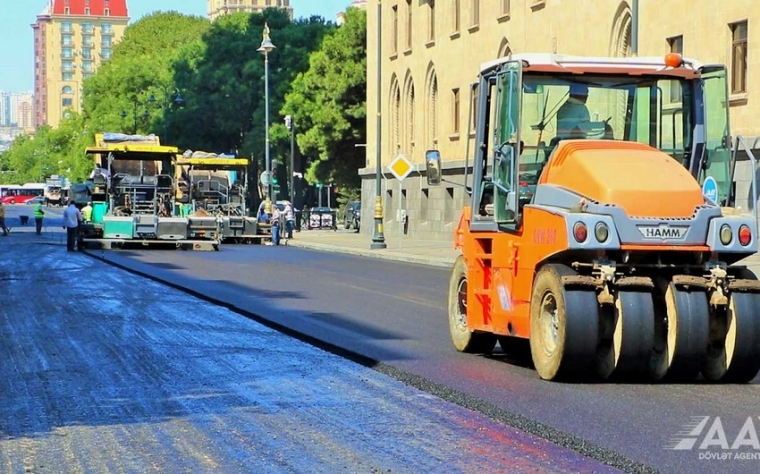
428, 0, 435, 43
62, 34, 73, 46
101, 48, 111, 60
730, 21, 748, 94
82, 22, 94, 34
406, 0, 412, 50
62, 60, 73, 72
62, 47, 73, 59
62, 98, 73, 107
453, 0, 460, 33
82, 60, 94, 73
102, 23, 112, 33
452, 88, 460, 134
667, 35, 683, 102
472, 0, 480, 26
62, 22, 72, 33
82, 48, 93, 60
85, 7, 90, 15
62, 86, 73, 94
83, 36, 93, 47
391, 5, 398, 54
102, 36, 112, 47
64, 7, 70, 15
502, 0, 510, 15
62, 72, 73, 81
104, 8, 110, 16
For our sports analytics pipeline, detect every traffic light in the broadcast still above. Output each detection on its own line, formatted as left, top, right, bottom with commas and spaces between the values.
271, 175, 278, 185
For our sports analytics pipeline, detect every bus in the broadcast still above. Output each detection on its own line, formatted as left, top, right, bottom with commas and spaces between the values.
1, 183, 46, 204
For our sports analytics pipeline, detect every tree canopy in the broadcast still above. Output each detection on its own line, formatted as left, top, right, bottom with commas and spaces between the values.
1, 7, 369, 203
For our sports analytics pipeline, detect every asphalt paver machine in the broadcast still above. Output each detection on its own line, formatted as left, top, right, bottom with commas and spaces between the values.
82, 133, 220, 251
426, 53, 760, 383
176, 151, 262, 243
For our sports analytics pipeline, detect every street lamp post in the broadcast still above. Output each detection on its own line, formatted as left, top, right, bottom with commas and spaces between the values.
149, 87, 185, 144
258, 23, 276, 206
371, 1, 387, 249
120, 98, 151, 135
285, 114, 295, 205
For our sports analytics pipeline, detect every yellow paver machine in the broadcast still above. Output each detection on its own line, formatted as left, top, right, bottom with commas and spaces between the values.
176, 151, 265, 243
81, 133, 220, 251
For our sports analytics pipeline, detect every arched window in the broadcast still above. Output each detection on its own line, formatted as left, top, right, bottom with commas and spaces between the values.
389, 77, 401, 153
426, 70, 438, 148
498, 38, 512, 58
62, 86, 73, 94
404, 76, 416, 156
610, 2, 632, 58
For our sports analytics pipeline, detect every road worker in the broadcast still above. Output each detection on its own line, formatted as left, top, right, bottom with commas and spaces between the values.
82, 202, 93, 223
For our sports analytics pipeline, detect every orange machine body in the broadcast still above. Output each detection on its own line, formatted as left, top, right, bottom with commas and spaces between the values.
456, 140, 713, 339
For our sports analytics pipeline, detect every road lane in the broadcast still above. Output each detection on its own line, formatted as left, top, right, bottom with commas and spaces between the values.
93, 244, 760, 474
0, 238, 617, 473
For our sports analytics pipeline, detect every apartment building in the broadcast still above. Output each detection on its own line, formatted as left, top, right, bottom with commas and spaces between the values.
31, 0, 129, 129
207, 0, 294, 22
364, 0, 760, 241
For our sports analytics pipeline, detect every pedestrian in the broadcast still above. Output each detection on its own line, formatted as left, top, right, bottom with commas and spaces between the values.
283, 201, 295, 239
270, 204, 281, 246
82, 201, 93, 223
0, 201, 9, 236
62, 200, 83, 251
33, 200, 45, 235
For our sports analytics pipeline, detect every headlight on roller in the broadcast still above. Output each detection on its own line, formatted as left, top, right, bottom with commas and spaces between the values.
719, 224, 733, 246
595, 222, 609, 243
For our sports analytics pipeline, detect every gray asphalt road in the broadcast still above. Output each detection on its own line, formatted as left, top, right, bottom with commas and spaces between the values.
93, 243, 760, 474
0, 237, 617, 473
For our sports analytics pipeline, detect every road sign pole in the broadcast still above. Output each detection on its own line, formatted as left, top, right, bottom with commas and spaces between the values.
398, 179, 403, 249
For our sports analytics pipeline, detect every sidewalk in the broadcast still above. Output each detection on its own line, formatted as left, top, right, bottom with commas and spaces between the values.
284, 227, 760, 271
284, 228, 459, 268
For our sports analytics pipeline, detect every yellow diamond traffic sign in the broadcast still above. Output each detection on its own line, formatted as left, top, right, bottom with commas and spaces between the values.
388, 153, 413, 182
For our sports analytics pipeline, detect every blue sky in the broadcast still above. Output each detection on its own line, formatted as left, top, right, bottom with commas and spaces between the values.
0, 0, 351, 93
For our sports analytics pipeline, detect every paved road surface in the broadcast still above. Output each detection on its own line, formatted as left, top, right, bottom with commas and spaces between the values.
92, 243, 760, 474
0, 236, 617, 473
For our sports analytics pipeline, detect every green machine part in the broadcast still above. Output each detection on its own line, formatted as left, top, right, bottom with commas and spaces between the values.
92, 202, 108, 224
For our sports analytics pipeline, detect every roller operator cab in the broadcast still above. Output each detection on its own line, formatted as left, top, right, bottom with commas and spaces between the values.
426, 53, 760, 383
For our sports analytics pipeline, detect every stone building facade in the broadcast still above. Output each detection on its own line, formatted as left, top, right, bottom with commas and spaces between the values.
362, 0, 760, 241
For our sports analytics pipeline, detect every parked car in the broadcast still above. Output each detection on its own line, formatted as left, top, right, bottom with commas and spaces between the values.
344, 201, 361, 230
26, 196, 46, 205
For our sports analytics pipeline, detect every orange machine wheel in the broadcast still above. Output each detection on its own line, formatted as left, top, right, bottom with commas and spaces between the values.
448, 255, 497, 354
529, 264, 599, 381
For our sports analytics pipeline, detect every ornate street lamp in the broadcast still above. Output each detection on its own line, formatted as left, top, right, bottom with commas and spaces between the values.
257, 23, 276, 208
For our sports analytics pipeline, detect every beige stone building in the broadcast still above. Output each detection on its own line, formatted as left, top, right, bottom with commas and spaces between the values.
362, 0, 760, 241
32, 0, 128, 130
207, 0, 293, 21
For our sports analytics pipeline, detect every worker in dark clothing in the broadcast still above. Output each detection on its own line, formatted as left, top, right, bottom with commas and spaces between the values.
33, 202, 45, 235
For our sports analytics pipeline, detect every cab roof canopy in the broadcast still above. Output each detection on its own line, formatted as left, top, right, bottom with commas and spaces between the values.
85, 132, 179, 160
176, 157, 250, 168
481, 53, 705, 79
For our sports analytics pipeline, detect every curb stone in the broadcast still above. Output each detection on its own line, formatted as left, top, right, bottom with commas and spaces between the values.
285, 239, 455, 268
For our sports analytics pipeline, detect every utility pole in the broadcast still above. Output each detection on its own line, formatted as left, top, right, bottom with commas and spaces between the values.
285, 115, 295, 206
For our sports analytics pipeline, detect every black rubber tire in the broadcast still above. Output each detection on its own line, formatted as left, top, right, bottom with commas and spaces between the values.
650, 283, 710, 381
703, 291, 760, 383
596, 290, 655, 379
529, 264, 599, 381
447, 255, 497, 354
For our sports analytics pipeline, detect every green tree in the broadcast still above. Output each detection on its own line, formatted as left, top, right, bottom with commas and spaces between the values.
82, 12, 209, 142
280, 7, 367, 192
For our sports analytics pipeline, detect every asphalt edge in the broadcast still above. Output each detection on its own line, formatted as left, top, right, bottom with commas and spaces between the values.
284, 239, 455, 268
81, 248, 662, 474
